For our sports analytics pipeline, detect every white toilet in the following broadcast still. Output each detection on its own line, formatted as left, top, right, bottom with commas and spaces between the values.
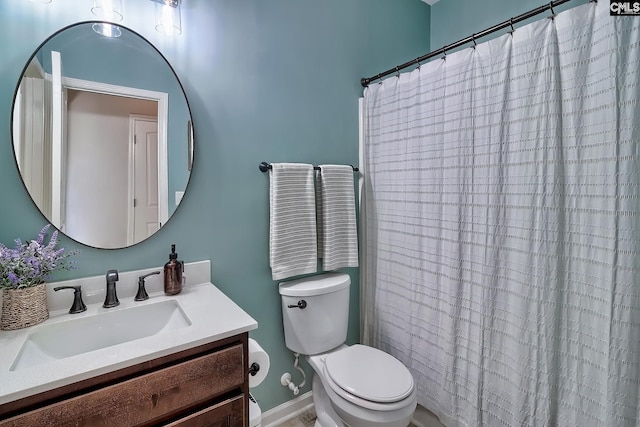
279, 273, 417, 427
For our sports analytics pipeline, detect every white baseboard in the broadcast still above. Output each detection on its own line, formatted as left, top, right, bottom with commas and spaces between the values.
261, 391, 314, 427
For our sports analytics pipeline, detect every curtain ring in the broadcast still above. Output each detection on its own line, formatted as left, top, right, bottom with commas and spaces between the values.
509, 18, 515, 34
471, 34, 477, 49
415, 58, 421, 70
549, 2, 556, 19
395, 66, 400, 78
442, 49, 447, 61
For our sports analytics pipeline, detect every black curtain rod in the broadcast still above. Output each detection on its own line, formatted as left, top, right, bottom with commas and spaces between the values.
259, 162, 359, 172
360, 0, 578, 87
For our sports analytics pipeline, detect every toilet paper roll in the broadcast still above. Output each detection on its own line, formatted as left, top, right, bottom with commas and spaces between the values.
248, 338, 270, 388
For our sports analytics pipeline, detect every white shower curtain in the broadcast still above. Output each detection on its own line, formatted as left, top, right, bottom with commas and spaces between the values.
362, 2, 640, 426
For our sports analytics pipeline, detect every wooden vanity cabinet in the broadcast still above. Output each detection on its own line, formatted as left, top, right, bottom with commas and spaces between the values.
0, 333, 249, 427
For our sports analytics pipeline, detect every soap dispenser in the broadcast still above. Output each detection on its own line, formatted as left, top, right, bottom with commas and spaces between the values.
164, 244, 184, 295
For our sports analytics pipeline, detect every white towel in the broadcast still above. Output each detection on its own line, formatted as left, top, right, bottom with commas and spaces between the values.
269, 163, 318, 280
316, 165, 359, 270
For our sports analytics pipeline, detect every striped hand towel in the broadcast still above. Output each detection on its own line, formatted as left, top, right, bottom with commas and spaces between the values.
317, 165, 359, 271
269, 163, 318, 280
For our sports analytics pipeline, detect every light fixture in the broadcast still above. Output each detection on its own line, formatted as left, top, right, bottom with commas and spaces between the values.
154, 0, 182, 36
91, 0, 124, 38
91, 23, 122, 38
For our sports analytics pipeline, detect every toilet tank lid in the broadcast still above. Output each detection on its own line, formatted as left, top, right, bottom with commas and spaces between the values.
279, 273, 350, 297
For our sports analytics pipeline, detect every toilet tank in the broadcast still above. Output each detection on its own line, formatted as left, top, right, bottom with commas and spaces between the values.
279, 273, 350, 355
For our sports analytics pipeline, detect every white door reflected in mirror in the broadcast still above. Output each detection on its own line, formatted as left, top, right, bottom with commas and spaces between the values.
131, 115, 160, 245
51, 50, 68, 233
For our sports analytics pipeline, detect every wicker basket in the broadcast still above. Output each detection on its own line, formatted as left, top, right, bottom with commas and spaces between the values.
1, 283, 49, 331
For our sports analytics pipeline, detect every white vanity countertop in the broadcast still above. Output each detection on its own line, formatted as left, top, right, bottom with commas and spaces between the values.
0, 261, 257, 406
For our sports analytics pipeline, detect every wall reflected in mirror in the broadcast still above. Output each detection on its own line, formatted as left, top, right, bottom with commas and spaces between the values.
12, 22, 193, 249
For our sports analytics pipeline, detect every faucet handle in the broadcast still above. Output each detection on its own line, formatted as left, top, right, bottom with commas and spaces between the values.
139, 271, 161, 281
135, 271, 160, 301
54, 285, 87, 314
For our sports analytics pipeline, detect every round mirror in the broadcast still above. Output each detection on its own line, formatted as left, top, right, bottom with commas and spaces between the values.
12, 22, 193, 249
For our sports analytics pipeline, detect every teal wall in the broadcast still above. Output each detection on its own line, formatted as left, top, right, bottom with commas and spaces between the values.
430, 0, 589, 52
0, 0, 429, 412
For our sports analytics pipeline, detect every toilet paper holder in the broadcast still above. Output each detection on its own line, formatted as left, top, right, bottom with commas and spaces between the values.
249, 362, 261, 376
248, 338, 270, 389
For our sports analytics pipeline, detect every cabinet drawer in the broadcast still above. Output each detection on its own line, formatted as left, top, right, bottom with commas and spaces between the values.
1, 344, 244, 427
165, 394, 245, 427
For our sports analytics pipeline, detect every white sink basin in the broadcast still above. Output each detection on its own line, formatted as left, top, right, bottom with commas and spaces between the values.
10, 300, 191, 371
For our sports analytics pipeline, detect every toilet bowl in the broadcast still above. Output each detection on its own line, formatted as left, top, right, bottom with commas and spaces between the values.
279, 273, 417, 427
308, 345, 417, 427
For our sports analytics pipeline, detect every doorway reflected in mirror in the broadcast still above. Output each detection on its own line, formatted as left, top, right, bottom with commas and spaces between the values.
12, 22, 193, 249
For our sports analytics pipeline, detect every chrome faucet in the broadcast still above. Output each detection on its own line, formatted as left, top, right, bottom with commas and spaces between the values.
103, 269, 120, 308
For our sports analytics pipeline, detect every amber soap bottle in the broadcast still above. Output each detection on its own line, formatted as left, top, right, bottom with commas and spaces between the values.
164, 244, 184, 295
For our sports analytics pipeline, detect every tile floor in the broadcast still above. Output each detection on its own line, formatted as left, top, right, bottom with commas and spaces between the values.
276, 408, 317, 427
275, 407, 422, 427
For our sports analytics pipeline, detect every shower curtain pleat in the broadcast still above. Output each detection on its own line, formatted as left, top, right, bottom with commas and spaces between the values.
362, 1, 640, 426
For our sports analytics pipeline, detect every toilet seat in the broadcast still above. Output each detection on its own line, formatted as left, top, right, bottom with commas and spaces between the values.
324, 345, 414, 405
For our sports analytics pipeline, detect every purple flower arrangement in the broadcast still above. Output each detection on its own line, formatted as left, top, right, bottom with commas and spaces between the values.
0, 225, 79, 289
